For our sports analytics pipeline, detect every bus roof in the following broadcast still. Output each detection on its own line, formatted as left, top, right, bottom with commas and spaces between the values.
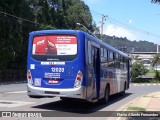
29, 29, 130, 59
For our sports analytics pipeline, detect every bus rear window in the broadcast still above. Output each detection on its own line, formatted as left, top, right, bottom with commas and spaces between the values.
32, 35, 77, 55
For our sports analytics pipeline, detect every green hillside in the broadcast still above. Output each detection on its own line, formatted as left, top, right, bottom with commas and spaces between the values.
102, 35, 158, 53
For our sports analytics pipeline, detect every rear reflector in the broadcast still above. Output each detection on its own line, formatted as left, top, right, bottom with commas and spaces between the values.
27, 69, 33, 85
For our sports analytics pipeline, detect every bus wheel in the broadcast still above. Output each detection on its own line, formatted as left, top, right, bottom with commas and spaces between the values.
60, 97, 69, 101
101, 85, 109, 104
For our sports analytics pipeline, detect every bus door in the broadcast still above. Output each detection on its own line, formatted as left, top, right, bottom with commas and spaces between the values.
91, 46, 100, 99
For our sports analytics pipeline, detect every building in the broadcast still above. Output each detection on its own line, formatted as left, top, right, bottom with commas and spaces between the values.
131, 52, 158, 69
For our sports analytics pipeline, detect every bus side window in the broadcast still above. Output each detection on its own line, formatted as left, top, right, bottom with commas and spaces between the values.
108, 51, 114, 68
110, 51, 113, 60
101, 47, 104, 57
104, 49, 107, 58
115, 53, 120, 69
124, 58, 127, 70
119, 56, 123, 69
104, 49, 107, 63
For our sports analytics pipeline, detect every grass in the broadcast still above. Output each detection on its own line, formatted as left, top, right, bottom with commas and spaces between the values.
146, 69, 160, 76
131, 69, 160, 83
146, 70, 155, 76
130, 80, 160, 84
127, 107, 145, 111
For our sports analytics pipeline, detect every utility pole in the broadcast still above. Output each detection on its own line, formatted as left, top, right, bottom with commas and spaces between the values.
100, 14, 107, 40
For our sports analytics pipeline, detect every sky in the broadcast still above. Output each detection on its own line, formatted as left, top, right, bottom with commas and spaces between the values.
82, 0, 160, 44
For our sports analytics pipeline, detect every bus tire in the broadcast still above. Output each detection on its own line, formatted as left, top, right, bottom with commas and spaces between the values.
101, 85, 110, 104
60, 97, 70, 101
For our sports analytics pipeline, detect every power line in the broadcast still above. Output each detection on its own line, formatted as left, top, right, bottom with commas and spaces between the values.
90, 9, 160, 39
90, 10, 102, 16
0, 10, 40, 25
108, 16, 160, 38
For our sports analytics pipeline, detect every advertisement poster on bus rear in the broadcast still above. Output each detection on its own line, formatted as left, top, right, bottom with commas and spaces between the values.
32, 35, 77, 55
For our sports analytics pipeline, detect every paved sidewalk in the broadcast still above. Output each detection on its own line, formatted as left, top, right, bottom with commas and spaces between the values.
117, 91, 160, 120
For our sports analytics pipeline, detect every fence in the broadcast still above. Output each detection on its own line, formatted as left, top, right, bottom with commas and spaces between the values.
0, 70, 26, 83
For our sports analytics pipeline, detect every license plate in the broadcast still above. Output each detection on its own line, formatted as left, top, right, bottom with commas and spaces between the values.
48, 80, 58, 84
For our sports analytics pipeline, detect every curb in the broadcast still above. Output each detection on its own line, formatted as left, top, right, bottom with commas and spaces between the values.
130, 83, 160, 86
0, 81, 27, 85
114, 91, 160, 120
106, 96, 135, 120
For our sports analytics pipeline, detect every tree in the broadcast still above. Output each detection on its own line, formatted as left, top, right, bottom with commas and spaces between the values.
0, 0, 96, 82
0, 0, 36, 71
28, 0, 94, 30
64, 0, 93, 29
151, 0, 160, 3
131, 56, 149, 82
151, 53, 160, 82
0, 0, 94, 72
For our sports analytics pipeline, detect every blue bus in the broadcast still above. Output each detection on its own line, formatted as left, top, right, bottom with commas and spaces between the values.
27, 30, 130, 103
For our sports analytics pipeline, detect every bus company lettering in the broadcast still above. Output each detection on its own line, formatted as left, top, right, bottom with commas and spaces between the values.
51, 67, 64, 72
44, 72, 60, 78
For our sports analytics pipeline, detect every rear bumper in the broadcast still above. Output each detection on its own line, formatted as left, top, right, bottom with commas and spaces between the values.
27, 84, 86, 99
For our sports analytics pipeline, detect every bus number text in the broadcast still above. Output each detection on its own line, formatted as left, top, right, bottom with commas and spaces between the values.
51, 67, 64, 72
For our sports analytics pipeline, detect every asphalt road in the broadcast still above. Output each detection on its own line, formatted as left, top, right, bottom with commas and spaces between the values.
0, 83, 160, 120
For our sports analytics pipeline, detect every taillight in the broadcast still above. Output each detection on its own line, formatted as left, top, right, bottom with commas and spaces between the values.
27, 70, 33, 85
74, 70, 83, 88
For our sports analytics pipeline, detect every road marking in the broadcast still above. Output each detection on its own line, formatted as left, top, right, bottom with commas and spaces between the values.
0, 100, 35, 107
7, 91, 27, 94
130, 83, 160, 86
133, 84, 137, 86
